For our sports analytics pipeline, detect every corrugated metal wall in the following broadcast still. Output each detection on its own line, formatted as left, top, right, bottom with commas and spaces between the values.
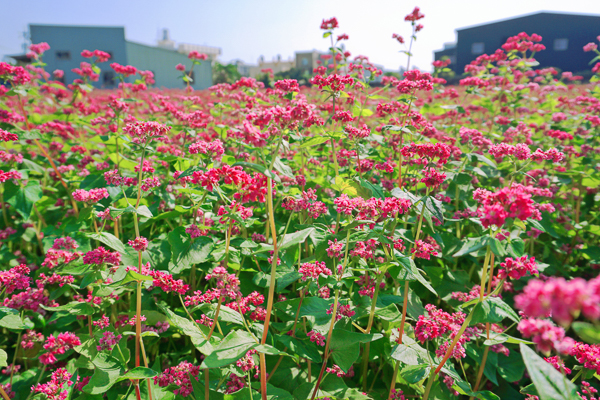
125, 42, 212, 90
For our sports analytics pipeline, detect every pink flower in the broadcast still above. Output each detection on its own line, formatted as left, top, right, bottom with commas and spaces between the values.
308, 330, 325, 346
96, 331, 122, 351
0, 264, 30, 294
82, 247, 121, 266
299, 261, 332, 281
33, 368, 73, 400
498, 256, 538, 280
515, 276, 600, 326
154, 361, 201, 397
411, 240, 438, 260
40, 332, 81, 365
128, 236, 149, 252
72, 188, 109, 204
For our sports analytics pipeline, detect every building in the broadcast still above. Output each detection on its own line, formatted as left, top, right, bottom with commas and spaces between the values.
295, 50, 330, 73
13, 24, 219, 89
247, 55, 295, 78
434, 12, 600, 75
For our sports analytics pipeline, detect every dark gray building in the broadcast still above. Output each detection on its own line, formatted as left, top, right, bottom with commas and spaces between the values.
434, 12, 600, 75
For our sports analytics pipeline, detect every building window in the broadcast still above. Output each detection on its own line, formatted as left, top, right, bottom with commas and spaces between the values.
103, 71, 115, 87
554, 38, 568, 51
471, 42, 484, 55
301, 58, 308, 66
448, 55, 456, 65
56, 51, 71, 60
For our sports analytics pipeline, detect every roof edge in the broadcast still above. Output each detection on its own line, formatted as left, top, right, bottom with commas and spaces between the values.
457, 11, 600, 32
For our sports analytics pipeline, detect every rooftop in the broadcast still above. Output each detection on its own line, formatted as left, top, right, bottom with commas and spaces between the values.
456, 11, 600, 31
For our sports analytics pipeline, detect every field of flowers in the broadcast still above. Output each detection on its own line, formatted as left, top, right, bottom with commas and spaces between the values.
1, 8, 600, 400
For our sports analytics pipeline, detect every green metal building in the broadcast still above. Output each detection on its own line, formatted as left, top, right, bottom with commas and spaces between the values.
25, 24, 215, 89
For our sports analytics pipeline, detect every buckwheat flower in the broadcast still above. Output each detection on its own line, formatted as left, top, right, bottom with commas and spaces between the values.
251, 233, 266, 243
33, 368, 73, 400
154, 361, 201, 397
21, 330, 44, 349
544, 355, 571, 374
82, 247, 121, 266
308, 330, 326, 346
441, 374, 459, 396
188, 51, 207, 60
1, 364, 20, 376
498, 256, 538, 280
327, 303, 355, 320
392, 33, 404, 44
420, 168, 446, 188
318, 286, 331, 299
206, 266, 240, 298
225, 373, 246, 394
128, 236, 148, 252
72, 188, 109, 204
299, 261, 332, 281
390, 388, 407, 400
149, 269, 189, 295
320, 17, 339, 30
411, 240, 438, 260
186, 224, 205, 238
0, 264, 30, 294
571, 343, 600, 375
123, 121, 171, 144
93, 314, 110, 330
274, 79, 300, 92
0, 129, 18, 142
39, 332, 81, 365
405, 6, 424, 21
517, 318, 573, 355
236, 349, 258, 373
175, 63, 185, 71
97, 331, 122, 352
515, 276, 600, 326
326, 239, 344, 258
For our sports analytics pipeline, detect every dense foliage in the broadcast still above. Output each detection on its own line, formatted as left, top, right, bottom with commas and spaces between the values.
1, 9, 600, 400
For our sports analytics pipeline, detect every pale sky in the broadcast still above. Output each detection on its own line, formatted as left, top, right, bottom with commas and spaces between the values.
1, 0, 598, 72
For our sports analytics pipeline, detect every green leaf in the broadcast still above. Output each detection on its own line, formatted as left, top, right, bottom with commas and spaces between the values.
329, 329, 383, 373
136, 205, 153, 218
168, 227, 214, 273
390, 335, 431, 366
115, 367, 157, 382
0, 349, 7, 368
358, 178, 385, 199
4, 180, 42, 220
201, 330, 257, 369
278, 228, 315, 251
572, 322, 600, 344
158, 305, 214, 355
232, 161, 277, 180
471, 297, 519, 324
398, 256, 437, 295
110, 269, 153, 288
40, 302, 96, 316
400, 364, 430, 384
82, 353, 124, 394
0, 307, 28, 330
519, 343, 578, 400
453, 237, 488, 257
507, 238, 525, 258
277, 335, 322, 363
489, 238, 507, 258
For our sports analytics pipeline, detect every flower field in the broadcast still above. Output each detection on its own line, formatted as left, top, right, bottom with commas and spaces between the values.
1, 9, 600, 400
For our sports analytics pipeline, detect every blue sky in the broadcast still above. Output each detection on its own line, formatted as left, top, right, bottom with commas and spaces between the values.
1, 0, 597, 72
